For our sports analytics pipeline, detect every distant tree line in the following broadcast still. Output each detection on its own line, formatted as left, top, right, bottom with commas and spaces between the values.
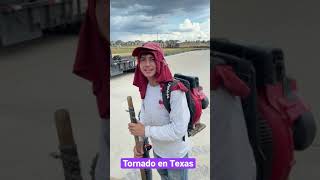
111, 40, 210, 48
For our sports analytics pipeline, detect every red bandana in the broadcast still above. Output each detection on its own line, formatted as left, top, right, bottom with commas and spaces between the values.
73, 0, 109, 119
132, 42, 187, 99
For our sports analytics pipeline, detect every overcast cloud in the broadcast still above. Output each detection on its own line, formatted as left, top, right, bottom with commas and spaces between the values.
111, 0, 210, 41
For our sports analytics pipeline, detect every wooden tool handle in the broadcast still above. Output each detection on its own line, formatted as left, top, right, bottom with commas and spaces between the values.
54, 109, 83, 180
126, 96, 148, 180
54, 109, 75, 146
127, 96, 134, 108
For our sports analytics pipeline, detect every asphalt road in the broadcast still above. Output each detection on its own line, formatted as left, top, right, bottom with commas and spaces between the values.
0, 35, 100, 180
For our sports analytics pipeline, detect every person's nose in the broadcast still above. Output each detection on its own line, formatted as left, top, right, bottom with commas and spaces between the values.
146, 59, 151, 66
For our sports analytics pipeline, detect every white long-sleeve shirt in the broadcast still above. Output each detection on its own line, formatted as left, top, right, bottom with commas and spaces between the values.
140, 83, 191, 158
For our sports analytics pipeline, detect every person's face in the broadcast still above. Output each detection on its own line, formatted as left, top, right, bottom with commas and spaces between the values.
139, 54, 157, 79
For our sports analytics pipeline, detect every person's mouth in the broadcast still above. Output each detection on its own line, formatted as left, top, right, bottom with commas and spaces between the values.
144, 69, 154, 73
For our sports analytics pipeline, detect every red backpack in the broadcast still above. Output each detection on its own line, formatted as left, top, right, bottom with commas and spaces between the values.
162, 73, 209, 140
213, 39, 317, 180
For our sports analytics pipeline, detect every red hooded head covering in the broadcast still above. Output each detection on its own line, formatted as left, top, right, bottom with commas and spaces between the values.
73, 0, 109, 119
132, 42, 187, 99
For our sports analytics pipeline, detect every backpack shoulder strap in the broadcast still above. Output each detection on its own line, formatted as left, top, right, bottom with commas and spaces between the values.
162, 80, 179, 113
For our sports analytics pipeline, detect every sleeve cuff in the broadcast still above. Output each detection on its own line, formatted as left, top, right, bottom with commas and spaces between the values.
145, 126, 151, 138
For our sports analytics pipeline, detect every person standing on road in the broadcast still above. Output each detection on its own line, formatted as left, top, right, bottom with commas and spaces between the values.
128, 42, 191, 180
73, 0, 109, 179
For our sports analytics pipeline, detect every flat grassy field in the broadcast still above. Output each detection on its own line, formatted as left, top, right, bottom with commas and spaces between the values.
111, 47, 208, 57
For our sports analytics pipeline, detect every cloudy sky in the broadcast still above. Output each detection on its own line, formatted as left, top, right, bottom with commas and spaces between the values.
111, 0, 210, 42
